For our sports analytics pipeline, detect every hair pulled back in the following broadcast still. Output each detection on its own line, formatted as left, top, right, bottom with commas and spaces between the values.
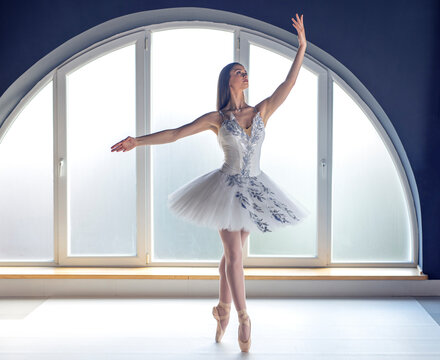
216, 62, 247, 111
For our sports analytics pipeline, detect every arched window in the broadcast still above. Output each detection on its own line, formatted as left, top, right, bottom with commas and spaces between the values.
0, 10, 419, 268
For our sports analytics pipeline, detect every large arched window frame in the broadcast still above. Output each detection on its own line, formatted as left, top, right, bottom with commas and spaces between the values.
0, 8, 420, 269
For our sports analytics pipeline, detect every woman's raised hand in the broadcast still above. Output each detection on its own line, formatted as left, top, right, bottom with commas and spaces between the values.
291, 13, 306, 48
111, 136, 137, 152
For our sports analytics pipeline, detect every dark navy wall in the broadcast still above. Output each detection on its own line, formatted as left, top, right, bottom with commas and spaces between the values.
1, 0, 439, 278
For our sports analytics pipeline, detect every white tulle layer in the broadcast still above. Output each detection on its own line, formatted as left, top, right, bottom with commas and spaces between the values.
167, 168, 310, 233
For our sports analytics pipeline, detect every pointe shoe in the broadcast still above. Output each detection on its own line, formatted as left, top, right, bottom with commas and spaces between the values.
212, 301, 231, 343
237, 308, 251, 352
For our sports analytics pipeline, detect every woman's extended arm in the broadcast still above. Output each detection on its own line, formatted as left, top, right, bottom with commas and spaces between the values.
256, 14, 307, 121
110, 111, 219, 152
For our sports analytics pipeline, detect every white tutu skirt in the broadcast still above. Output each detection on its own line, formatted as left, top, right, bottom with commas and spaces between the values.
167, 168, 310, 233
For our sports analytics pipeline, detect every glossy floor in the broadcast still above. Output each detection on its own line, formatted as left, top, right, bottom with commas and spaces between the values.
0, 297, 439, 359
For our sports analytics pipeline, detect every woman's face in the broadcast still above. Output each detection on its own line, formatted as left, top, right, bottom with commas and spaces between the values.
229, 65, 248, 90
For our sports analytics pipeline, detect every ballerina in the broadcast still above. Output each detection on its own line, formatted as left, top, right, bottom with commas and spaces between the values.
111, 13, 308, 352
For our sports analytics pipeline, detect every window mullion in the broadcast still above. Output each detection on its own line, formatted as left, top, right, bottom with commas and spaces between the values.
55, 66, 68, 265
144, 29, 153, 264
135, 31, 148, 265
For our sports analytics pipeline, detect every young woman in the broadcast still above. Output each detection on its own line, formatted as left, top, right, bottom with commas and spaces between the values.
111, 14, 309, 352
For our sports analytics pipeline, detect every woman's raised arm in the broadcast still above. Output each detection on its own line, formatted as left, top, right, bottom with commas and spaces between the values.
110, 110, 219, 152
256, 14, 307, 121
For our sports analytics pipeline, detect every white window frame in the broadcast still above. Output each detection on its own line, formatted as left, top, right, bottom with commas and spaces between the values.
328, 70, 419, 268
55, 30, 147, 266
238, 30, 329, 267
0, 17, 419, 269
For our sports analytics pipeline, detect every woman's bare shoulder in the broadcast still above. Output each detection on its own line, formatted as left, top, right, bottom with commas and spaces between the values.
202, 110, 224, 135
254, 101, 269, 125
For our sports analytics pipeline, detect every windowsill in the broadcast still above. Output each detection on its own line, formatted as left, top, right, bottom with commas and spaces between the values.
0, 266, 428, 280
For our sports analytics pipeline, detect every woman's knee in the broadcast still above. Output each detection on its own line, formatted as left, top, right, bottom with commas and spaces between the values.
224, 250, 242, 266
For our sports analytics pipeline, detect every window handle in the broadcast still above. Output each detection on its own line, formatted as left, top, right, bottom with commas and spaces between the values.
58, 158, 64, 177
321, 158, 326, 177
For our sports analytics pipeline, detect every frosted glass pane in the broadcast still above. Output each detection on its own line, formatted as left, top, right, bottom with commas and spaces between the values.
66, 44, 136, 256
248, 44, 317, 256
151, 29, 233, 261
0, 82, 54, 260
332, 82, 412, 262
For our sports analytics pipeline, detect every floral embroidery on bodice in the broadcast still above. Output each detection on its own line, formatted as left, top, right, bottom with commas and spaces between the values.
217, 110, 300, 232
217, 110, 265, 177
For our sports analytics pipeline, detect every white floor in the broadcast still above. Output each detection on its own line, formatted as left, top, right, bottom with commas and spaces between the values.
0, 296, 439, 359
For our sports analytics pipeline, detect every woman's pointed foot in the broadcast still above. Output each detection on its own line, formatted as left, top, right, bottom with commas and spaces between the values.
237, 308, 251, 352
212, 301, 231, 342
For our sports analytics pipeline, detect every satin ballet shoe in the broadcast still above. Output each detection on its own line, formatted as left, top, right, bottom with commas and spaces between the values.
212, 301, 231, 343
237, 308, 251, 352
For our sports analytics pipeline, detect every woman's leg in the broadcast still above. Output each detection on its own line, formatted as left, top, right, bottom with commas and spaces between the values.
216, 229, 250, 331
218, 228, 251, 341
218, 229, 249, 304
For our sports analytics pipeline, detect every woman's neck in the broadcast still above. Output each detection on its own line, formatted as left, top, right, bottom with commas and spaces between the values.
227, 91, 246, 111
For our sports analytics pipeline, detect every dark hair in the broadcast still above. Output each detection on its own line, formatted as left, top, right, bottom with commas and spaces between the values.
216, 62, 247, 111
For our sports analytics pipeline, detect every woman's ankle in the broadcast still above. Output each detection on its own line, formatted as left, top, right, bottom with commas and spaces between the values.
237, 308, 248, 315
218, 301, 231, 309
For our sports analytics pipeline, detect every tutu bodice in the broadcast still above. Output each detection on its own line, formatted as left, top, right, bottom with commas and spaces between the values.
217, 110, 264, 177
167, 108, 310, 233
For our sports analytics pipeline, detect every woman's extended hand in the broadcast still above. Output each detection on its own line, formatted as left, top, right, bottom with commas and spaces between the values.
291, 13, 306, 48
111, 136, 137, 152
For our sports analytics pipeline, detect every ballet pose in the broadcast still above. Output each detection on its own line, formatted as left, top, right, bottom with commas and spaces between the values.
111, 13, 308, 352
